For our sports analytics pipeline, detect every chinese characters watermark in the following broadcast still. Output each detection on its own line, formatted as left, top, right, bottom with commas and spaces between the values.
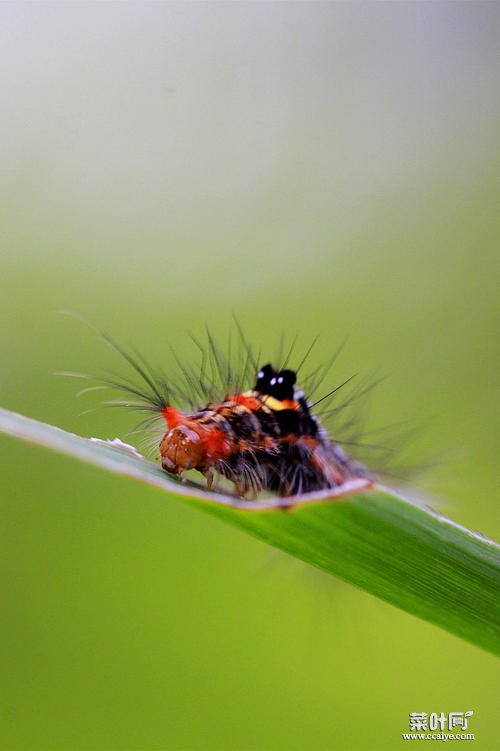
409, 711, 473, 732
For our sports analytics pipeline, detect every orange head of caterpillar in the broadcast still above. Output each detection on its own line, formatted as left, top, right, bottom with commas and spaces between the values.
159, 405, 232, 478
159, 424, 204, 474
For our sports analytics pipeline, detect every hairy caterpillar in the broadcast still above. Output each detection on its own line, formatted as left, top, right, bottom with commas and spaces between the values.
65, 321, 388, 499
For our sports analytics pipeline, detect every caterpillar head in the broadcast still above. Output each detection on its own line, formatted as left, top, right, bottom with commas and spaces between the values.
159, 424, 204, 474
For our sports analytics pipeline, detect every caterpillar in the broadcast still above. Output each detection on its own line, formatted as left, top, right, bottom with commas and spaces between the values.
158, 361, 370, 497
67, 322, 380, 499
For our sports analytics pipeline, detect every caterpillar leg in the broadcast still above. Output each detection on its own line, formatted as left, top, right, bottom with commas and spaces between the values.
203, 468, 214, 490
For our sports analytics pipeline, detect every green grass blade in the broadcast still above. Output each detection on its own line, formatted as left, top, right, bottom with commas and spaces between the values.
1, 407, 499, 655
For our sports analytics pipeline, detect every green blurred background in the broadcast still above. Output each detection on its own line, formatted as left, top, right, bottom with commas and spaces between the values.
1, 3, 499, 750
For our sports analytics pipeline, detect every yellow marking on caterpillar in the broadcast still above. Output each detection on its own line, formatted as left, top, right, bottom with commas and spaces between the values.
241, 389, 298, 413
260, 395, 298, 412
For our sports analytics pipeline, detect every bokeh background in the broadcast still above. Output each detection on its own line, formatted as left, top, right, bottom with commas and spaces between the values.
1, 3, 499, 750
